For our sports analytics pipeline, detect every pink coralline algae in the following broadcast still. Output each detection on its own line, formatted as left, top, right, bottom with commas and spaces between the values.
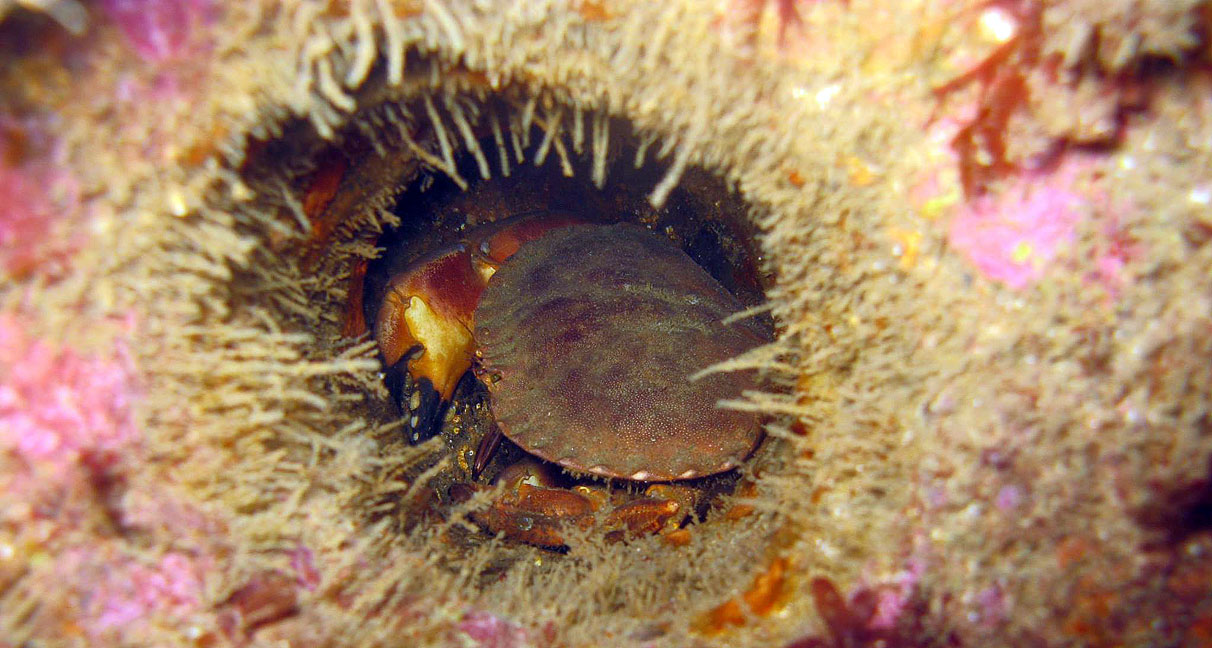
862, 556, 925, 632
99, 0, 217, 62
947, 169, 1086, 291
0, 163, 55, 276
290, 544, 322, 591
994, 484, 1025, 512
0, 313, 140, 484
0, 127, 80, 279
971, 583, 1009, 629
945, 150, 1134, 294
95, 552, 208, 631
456, 611, 531, 648
56, 545, 211, 638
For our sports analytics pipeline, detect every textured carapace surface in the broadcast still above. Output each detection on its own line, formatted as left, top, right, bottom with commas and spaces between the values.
475, 223, 770, 481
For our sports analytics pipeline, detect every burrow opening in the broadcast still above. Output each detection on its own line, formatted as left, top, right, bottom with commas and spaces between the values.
362, 110, 781, 551
217, 73, 815, 642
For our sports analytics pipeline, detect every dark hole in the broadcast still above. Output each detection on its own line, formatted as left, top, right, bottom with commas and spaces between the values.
1141, 454, 1212, 546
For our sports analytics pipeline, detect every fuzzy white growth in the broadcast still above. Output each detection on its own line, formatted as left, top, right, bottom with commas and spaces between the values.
634, 131, 657, 168
649, 135, 693, 208
572, 106, 585, 155
423, 95, 469, 190
400, 451, 452, 514
591, 111, 610, 189
356, 113, 389, 156
425, 0, 466, 54
533, 109, 562, 167
655, 132, 678, 160
317, 56, 357, 112
552, 129, 574, 177
308, 102, 340, 140
375, 0, 406, 85
509, 113, 526, 163
519, 95, 537, 148
716, 392, 815, 417
276, 179, 312, 235
395, 105, 468, 191
372, 128, 393, 159
490, 110, 511, 177
447, 97, 491, 181
722, 302, 776, 325
691, 341, 799, 381
344, 0, 377, 88
294, 11, 343, 137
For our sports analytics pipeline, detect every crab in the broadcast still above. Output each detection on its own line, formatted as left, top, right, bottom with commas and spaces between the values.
374, 212, 770, 547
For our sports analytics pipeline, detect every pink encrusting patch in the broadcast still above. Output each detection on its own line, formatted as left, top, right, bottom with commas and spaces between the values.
95, 552, 209, 631
0, 164, 52, 275
100, 0, 218, 62
0, 314, 141, 482
456, 611, 531, 648
55, 545, 212, 638
947, 170, 1087, 291
862, 554, 926, 631
291, 544, 322, 591
0, 151, 82, 279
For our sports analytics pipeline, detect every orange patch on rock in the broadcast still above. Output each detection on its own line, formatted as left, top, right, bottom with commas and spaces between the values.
723, 481, 757, 520
578, 0, 613, 21
178, 123, 229, 167
303, 154, 349, 245
1054, 536, 1092, 569
341, 258, 369, 337
844, 156, 875, 186
662, 528, 692, 547
699, 556, 790, 634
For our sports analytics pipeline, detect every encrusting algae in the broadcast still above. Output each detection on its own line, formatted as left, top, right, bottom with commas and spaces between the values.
1, 0, 1211, 646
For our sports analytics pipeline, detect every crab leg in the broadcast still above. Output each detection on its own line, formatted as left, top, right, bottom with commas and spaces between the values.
468, 460, 694, 548
375, 212, 585, 443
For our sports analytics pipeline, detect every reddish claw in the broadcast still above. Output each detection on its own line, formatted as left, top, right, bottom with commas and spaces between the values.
374, 212, 584, 440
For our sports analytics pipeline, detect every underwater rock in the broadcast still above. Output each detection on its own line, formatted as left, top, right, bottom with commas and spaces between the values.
1, 0, 1210, 646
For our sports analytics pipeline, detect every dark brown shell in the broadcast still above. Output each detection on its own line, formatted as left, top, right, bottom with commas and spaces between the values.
474, 223, 769, 481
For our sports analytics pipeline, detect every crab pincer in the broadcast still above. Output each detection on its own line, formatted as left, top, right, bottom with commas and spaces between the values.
374, 212, 584, 442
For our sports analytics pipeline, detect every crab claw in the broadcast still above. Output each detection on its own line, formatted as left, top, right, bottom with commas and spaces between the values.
381, 360, 447, 444
376, 243, 486, 440
375, 212, 587, 445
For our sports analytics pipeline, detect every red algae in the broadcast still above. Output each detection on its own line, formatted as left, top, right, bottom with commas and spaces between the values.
784, 576, 930, 648
700, 556, 791, 635
932, 0, 1174, 199
932, 0, 1043, 198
